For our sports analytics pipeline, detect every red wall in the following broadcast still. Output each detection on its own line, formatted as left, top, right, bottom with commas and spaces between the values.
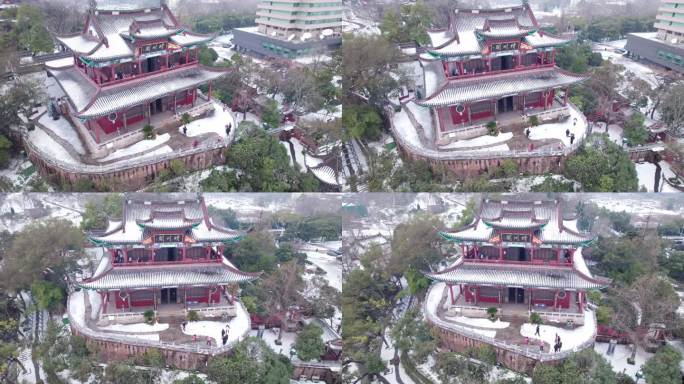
464, 285, 476, 303
113, 291, 127, 309
477, 290, 500, 304
530, 291, 570, 309
96, 114, 145, 135
450, 105, 469, 124
471, 109, 493, 121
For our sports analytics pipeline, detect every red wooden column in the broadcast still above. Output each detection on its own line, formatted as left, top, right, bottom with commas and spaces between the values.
123, 248, 128, 263
499, 245, 503, 260
458, 61, 465, 76
543, 89, 549, 110
563, 87, 570, 106
110, 65, 115, 81
553, 290, 559, 311
466, 103, 472, 124
448, 284, 455, 304
208, 81, 213, 100
529, 289, 533, 310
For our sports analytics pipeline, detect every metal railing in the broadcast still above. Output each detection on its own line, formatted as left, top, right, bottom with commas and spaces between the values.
389, 103, 588, 161
67, 291, 250, 355
424, 284, 597, 362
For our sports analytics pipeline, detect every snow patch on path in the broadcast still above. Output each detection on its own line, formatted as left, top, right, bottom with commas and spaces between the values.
520, 309, 596, 351
100, 133, 171, 162
100, 322, 169, 333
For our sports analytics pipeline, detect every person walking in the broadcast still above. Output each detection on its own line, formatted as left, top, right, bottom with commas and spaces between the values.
206, 336, 212, 346
535, 324, 540, 336
566, 128, 570, 137
570, 133, 575, 144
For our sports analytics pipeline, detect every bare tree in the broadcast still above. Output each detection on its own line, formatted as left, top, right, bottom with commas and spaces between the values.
262, 260, 305, 343
659, 82, 684, 137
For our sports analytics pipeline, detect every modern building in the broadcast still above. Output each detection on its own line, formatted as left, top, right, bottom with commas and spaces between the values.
626, 1, 684, 72
51, 0, 228, 143
233, 0, 343, 59
67, 195, 259, 368
423, 199, 611, 373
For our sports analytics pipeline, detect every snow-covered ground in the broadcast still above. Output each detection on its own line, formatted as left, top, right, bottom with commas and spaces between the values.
27, 127, 81, 165
181, 303, 250, 346
528, 105, 586, 147
441, 132, 513, 150
520, 309, 596, 352
100, 133, 171, 162
304, 250, 342, 291
443, 315, 511, 329
100, 322, 170, 333
179, 101, 234, 140
594, 342, 652, 380
249, 328, 297, 357
635, 162, 657, 192
38, 113, 86, 155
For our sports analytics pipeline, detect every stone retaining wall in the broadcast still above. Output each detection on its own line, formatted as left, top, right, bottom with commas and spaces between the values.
428, 320, 564, 376
72, 326, 214, 370
28, 145, 226, 191
398, 141, 567, 177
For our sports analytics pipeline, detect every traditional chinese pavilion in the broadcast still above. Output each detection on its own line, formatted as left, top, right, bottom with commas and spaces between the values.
417, 2, 588, 137
426, 199, 610, 323
78, 195, 259, 317
51, 0, 226, 143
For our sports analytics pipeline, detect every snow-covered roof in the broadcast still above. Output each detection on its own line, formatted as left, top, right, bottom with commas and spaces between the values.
417, 67, 587, 107
441, 199, 594, 246
93, 0, 163, 12
56, 3, 212, 62
123, 20, 183, 40
477, 18, 535, 39
425, 4, 570, 57
78, 261, 259, 290
48, 64, 228, 119
425, 258, 610, 290
89, 196, 242, 246
171, 32, 214, 47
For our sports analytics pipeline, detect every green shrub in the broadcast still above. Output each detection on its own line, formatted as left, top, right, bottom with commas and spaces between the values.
530, 312, 543, 324
187, 310, 200, 322
143, 124, 155, 139
143, 310, 155, 325
181, 113, 192, 126
596, 306, 614, 325
486, 307, 498, 321
486, 121, 498, 136
529, 115, 540, 126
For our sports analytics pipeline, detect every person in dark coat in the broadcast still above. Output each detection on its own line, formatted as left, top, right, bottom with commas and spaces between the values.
535, 324, 540, 336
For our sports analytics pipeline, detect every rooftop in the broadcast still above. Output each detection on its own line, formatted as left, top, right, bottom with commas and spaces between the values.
89, 197, 243, 245
79, 258, 259, 290
417, 67, 588, 107
57, 1, 213, 62
425, 258, 609, 290
440, 199, 595, 245
47, 63, 228, 119
425, 3, 571, 58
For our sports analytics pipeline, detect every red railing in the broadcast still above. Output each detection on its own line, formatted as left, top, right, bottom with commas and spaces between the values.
444, 63, 556, 81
